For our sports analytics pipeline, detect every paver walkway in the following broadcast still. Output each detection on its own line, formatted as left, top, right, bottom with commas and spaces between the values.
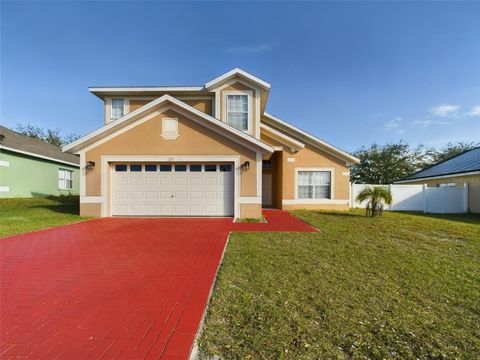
1, 210, 316, 359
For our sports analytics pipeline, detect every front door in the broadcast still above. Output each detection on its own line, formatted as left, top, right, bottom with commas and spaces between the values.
262, 173, 273, 207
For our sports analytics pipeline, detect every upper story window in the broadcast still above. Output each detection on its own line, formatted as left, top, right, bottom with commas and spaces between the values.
111, 99, 124, 120
226, 95, 248, 131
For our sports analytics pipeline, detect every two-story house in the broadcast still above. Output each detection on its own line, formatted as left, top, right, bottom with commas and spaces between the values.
63, 69, 359, 219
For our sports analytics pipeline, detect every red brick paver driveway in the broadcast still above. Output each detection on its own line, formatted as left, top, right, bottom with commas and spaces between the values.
1, 210, 316, 359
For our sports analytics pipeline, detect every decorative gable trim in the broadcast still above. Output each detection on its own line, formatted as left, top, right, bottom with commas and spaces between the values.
260, 123, 305, 151
161, 117, 179, 139
262, 112, 360, 165
205, 68, 271, 91
63, 95, 274, 154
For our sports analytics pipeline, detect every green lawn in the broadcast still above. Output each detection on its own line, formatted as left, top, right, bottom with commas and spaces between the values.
0, 196, 88, 237
199, 210, 480, 359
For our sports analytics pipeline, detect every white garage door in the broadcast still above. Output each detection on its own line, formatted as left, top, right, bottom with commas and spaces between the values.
112, 163, 234, 216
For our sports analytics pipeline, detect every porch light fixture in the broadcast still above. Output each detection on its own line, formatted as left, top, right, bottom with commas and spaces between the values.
241, 161, 250, 171
86, 161, 95, 171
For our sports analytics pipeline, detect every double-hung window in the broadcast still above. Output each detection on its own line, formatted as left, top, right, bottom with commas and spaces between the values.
226, 95, 248, 131
111, 99, 124, 120
59, 169, 74, 190
298, 171, 331, 199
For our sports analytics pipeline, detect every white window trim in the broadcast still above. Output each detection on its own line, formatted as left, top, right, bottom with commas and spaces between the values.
161, 117, 180, 140
222, 90, 253, 135
59, 168, 74, 190
106, 98, 130, 123
294, 167, 335, 201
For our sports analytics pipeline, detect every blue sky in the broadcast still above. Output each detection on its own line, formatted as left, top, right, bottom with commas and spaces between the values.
1, 1, 479, 152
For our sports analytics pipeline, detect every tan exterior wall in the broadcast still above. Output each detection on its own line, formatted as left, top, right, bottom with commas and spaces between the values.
239, 203, 262, 218
182, 99, 213, 116
84, 107, 259, 217
283, 204, 349, 211
104, 97, 214, 124
282, 145, 350, 202
220, 81, 261, 138
80, 203, 101, 217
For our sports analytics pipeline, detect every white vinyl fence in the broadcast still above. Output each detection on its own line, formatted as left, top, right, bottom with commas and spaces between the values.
351, 183, 469, 214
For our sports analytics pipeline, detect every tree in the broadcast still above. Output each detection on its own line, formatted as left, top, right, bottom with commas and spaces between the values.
350, 142, 430, 184
44, 129, 63, 147
431, 142, 479, 164
356, 186, 393, 217
16, 124, 80, 147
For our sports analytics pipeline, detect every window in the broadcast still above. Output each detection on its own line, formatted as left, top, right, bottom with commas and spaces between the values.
160, 165, 172, 172
262, 160, 272, 169
58, 169, 73, 190
437, 183, 456, 188
205, 164, 217, 172
219, 164, 232, 172
111, 99, 124, 120
145, 164, 157, 172
175, 165, 187, 172
190, 164, 202, 172
115, 164, 127, 172
130, 165, 142, 172
298, 171, 331, 199
226, 95, 248, 131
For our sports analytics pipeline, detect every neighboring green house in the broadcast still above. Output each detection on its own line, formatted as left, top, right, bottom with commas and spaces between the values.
0, 126, 80, 198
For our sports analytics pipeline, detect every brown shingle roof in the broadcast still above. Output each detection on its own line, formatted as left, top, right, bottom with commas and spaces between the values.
0, 126, 79, 166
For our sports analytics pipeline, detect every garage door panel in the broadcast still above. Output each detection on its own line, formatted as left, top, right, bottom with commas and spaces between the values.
145, 191, 158, 200
145, 178, 158, 185
112, 162, 234, 216
160, 178, 173, 185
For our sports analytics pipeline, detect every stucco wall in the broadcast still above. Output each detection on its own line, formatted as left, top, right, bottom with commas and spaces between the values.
220, 81, 261, 138
105, 96, 214, 124
0, 149, 79, 198
84, 107, 260, 217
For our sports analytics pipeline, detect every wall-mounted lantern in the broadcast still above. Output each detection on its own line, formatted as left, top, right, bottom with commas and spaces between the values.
86, 161, 95, 171
241, 161, 250, 171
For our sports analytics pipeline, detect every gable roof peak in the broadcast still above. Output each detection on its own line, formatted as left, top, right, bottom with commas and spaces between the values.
205, 68, 271, 91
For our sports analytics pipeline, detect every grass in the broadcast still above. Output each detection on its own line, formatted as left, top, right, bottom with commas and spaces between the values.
235, 216, 267, 223
0, 196, 88, 237
199, 210, 480, 359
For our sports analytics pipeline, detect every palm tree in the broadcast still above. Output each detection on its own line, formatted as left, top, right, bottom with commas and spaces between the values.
356, 186, 393, 217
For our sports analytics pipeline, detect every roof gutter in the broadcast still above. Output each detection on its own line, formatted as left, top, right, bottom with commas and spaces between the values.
395, 170, 480, 183
0, 145, 80, 167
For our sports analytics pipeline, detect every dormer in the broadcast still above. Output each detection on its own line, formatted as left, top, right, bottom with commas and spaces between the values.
206, 68, 270, 139
88, 69, 271, 139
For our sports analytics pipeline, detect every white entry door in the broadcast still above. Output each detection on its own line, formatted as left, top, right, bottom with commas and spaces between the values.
112, 163, 234, 216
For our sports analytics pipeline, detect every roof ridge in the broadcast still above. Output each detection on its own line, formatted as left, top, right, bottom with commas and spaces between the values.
401, 146, 480, 181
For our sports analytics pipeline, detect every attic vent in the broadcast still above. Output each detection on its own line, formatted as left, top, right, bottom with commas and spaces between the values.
161, 118, 179, 140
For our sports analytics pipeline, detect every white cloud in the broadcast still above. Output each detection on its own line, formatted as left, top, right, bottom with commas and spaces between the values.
225, 43, 273, 54
429, 104, 460, 117
410, 118, 450, 128
384, 117, 405, 135
385, 117, 402, 129
466, 105, 480, 117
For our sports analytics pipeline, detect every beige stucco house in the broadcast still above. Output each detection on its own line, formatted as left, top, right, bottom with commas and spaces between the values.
64, 69, 359, 219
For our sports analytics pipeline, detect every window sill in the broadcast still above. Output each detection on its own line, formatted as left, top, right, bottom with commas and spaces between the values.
283, 199, 348, 205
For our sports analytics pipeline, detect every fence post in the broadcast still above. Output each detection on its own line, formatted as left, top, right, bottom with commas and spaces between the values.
423, 184, 428, 213
389, 184, 393, 211
349, 182, 352, 208
464, 183, 469, 213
